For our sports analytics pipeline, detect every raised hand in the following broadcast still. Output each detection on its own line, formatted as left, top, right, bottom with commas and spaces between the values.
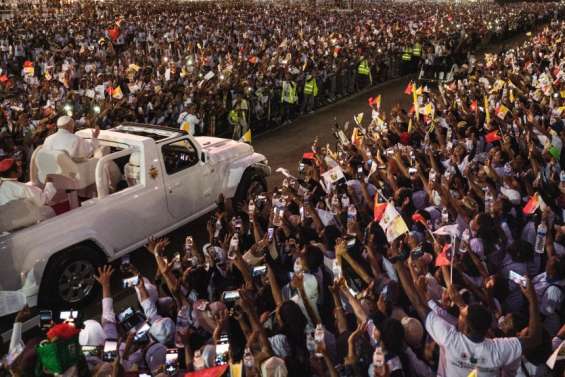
94, 265, 114, 287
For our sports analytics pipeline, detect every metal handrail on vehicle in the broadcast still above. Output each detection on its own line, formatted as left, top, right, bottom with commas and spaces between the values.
95, 148, 133, 199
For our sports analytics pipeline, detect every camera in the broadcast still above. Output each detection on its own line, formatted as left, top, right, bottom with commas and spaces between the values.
59, 310, 79, 323
215, 334, 230, 365
221, 290, 240, 308
356, 165, 364, 179
133, 322, 151, 343
122, 275, 139, 288
103, 340, 118, 362
39, 310, 53, 332
165, 349, 179, 375
252, 265, 267, 277
81, 345, 101, 358
117, 306, 145, 331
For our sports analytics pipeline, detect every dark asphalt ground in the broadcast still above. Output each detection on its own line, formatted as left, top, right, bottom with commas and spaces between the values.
0, 26, 541, 346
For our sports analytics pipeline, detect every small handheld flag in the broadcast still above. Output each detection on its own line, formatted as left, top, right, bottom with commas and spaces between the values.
240, 129, 252, 144
485, 130, 502, 144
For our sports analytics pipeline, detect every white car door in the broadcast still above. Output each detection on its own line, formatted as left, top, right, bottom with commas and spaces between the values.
160, 136, 213, 219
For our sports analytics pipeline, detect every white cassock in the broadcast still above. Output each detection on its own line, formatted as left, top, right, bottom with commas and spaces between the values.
42, 128, 98, 160
0, 178, 56, 206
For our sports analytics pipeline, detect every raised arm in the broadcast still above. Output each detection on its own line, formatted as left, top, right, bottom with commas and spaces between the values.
336, 239, 372, 285
292, 273, 321, 325
336, 277, 369, 324
329, 281, 349, 335
266, 259, 284, 307
518, 278, 541, 352
391, 240, 430, 321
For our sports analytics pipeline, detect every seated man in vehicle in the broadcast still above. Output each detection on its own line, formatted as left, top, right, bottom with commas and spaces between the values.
0, 158, 56, 220
42, 116, 100, 160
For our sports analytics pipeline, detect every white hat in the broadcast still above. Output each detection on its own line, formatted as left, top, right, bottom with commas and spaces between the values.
79, 320, 106, 346
149, 317, 175, 345
56, 115, 74, 128
500, 186, 521, 205
401, 317, 424, 348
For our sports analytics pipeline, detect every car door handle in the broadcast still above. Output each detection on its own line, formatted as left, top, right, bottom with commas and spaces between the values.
167, 182, 181, 193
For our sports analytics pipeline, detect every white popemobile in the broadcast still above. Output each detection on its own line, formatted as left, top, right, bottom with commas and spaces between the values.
0, 123, 270, 315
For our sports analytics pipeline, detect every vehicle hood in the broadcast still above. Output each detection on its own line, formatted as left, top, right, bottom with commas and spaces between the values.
195, 136, 254, 163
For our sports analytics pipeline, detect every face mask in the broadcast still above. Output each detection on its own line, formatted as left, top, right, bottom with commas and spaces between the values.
432, 190, 442, 206
465, 138, 473, 152
193, 350, 205, 370
243, 348, 255, 369
293, 259, 303, 274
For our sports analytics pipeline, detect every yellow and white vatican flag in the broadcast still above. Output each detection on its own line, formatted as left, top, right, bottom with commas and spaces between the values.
239, 129, 252, 144
112, 86, 124, 100
379, 203, 409, 242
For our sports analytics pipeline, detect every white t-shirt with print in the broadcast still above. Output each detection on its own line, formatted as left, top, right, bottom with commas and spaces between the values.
425, 310, 522, 377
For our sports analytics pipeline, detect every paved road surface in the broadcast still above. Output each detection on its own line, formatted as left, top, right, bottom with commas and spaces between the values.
0, 27, 540, 346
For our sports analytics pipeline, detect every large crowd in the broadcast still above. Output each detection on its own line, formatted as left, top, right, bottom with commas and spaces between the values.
1, 0, 564, 173
3, 1, 565, 377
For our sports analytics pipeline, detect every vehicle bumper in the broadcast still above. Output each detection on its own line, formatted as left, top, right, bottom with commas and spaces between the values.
0, 271, 39, 317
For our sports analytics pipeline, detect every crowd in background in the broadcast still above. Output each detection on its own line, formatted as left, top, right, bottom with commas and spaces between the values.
4, 6, 565, 376
0, 0, 564, 175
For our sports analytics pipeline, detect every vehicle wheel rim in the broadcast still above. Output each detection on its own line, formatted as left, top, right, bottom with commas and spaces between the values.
247, 180, 265, 199
58, 261, 96, 304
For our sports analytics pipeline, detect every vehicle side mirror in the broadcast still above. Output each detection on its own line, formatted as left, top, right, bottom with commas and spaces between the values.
201, 151, 207, 163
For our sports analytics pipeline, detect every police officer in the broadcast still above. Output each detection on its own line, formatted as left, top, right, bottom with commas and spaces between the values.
280, 73, 298, 125
228, 94, 249, 140
301, 72, 318, 114
357, 56, 371, 89
401, 43, 413, 75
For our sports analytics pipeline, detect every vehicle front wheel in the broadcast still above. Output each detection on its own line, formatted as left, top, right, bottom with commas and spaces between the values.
234, 169, 267, 207
39, 245, 104, 309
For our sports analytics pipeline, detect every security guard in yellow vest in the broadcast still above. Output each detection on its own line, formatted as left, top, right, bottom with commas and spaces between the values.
401, 45, 413, 75
280, 74, 298, 124
357, 57, 372, 89
228, 108, 240, 139
304, 76, 318, 97
229, 95, 249, 140
412, 42, 422, 58
281, 80, 298, 104
301, 73, 318, 114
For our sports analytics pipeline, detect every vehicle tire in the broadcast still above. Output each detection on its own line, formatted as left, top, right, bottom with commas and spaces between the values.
234, 169, 267, 207
39, 245, 105, 309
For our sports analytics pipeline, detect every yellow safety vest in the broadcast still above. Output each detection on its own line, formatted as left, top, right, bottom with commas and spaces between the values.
358, 59, 370, 76
304, 78, 318, 96
281, 81, 298, 104
228, 109, 239, 125
412, 43, 422, 57
402, 47, 412, 61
